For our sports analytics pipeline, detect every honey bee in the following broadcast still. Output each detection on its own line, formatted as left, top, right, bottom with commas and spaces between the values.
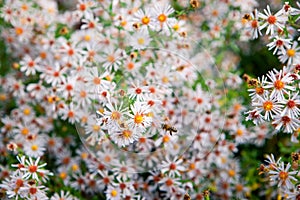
183, 193, 191, 200
161, 123, 177, 136
243, 13, 251, 21
132, 22, 141, 30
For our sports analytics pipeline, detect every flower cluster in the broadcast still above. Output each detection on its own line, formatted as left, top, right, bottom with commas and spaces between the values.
0, 156, 53, 200
242, 2, 300, 199
244, 2, 300, 141
258, 154, 299, 199
0, 0, 262, 199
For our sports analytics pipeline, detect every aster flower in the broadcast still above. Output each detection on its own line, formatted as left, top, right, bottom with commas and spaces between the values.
152, 3, 175, 33
84, 67, 111, 92
269, 162, 298, 190
23, 135, 47, 158
103, 100, 129, 128
258, 5, 288, 36
245, 9, 262, 39
81, 10, 102, 31
19, 55, 42, 76
272, 115, 300, 133
127, 101, 153, 133
40, 62, 67, 87
109, 123, 141, 147
50, 190, 75, 200
106, 185, 121, 200
252, 95, 283, 121
19, 180, 48, 200
278, 42, 300, 66
127, 81, 149, 102
266, 36, 291, 55
20, 156, 53, 181
281, 92, 300, 118
160, 156, 186, 177
132, 8, 155, 31
129, 30, 152, 50
265, 68, 295, 100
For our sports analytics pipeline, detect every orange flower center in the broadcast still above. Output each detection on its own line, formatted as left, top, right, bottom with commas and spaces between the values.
279, 171, 288, 181
158, 14, 167, 23
29, 165, 37, 173
228, 169, 235, 177
287, 100, 296, 108
111, 111, 121, 120
141, 16, 150, 25
127, 62, 135, 70
93, 77, 101, 85
251, 20, 258, 28
255, 87, 264, 95
15, 27, 24, 35
21, 128, 29, 135
80, 91, 87, 98
235, 184, 243, 192
139, 137, 146, 143
165, 179, 173, 186
267, 15, 276, 24
68, 111, 74, 118
274, 80, 284, 90
236, 129, 243, 136
163, 135, 170, 143
169, 163, 176, 170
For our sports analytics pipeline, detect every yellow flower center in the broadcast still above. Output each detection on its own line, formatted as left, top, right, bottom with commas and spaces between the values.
263, 101, 273, 111
81, 152, 88, 159
287, 49, 295, 57
59, 172, 67, 180
84, 35, 91, 41
162, 76, 169, 83
93, 125, 100, 131
23, 108, 31, 115
111, 189, 118, 197
173, 24, 179, 31
137, 38, 145, 45
31, 145, 38, 151
0, 93, 7, 101
120, 20, 127, 27
122, 130, 132, 138
72, 164, 79, 171
134, 114, 143, 124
